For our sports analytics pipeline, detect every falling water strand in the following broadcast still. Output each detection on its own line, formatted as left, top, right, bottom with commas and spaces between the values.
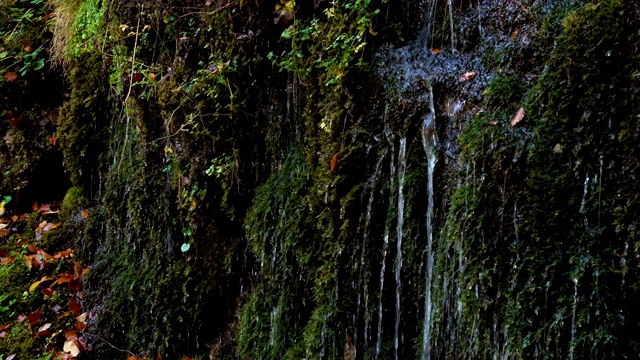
421, 86, 437, 360
376, 118, 395, 360
394, 136, 407, 360
569, 277, 579, 360
447, 0, 456, 51
421, 0, 437, 49
356, 154, 385, 358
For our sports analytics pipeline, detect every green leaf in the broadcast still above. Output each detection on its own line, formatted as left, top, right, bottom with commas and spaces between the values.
3, 196, 11, 204
181, 243, 191, 252
33, 59, 45, 71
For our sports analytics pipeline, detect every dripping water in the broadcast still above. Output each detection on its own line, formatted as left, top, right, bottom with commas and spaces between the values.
376, 119, 395, 360
355, 153, 385, 358
394, 136, 407, 360
569, 277, 579, 360
421, 85, 437, 360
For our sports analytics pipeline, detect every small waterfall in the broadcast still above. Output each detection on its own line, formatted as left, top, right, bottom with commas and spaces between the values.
394, 136, 407, 360
376, 121, 395, 360
421, 86, 438, 360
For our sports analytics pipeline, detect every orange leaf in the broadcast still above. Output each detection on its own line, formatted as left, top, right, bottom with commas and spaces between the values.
460, 71, 477, 81
510, 106, 525, 127
1, 255, 15, 265
430, 48, 442, 54
149, 73, 157, 82
49, 135, 59, 146
330, 154, 338, 172
54, 248, 74, 259
128, 356, 142, 360
3, 72, 17, 82
81, 209, 89, 219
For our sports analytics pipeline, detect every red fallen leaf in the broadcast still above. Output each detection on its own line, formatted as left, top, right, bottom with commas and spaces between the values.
430, 48, 442, 54
0, 249, 6, 257
37, 323, 52, 336
2, 110, 13, 118
49, 135, 58, 146
9, 117, 22, 126
68, 278, 82, 291
69, 299, 82, 316
3, 72, 18, 82
0, 323, 11, 332
157, 353, 163, 360
43, 287, 55, 297
27, 310, 42, 326
510, 106, 525, 127
460, 71, 477, 81
330, 154, 338, 172
132, 73, 143, 83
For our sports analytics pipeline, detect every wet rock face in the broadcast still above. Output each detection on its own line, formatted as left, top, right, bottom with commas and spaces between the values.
3, 0, 639, 358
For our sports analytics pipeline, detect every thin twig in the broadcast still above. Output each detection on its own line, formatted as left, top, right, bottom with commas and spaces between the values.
80, 332, 135, 356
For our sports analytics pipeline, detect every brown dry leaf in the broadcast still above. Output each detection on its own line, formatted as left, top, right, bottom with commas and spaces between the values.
3, 72, 17, 82
460, 71, 477, 81
430, 48, 442, 54
510, 106, 525, 127
330, 154, 338, 172
49, 135, 58, 146
63, 340, 80, 357
149, 73, 157, 82
81, 209, 89, 219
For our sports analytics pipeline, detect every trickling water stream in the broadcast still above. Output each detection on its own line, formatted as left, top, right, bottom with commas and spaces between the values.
421, 86, 437, 360
394, 135, 407, 360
